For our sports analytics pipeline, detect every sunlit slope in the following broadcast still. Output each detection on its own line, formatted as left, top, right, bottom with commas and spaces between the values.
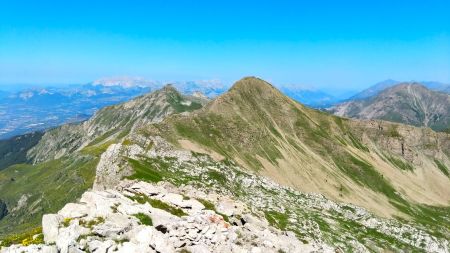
149, 77, 450, 217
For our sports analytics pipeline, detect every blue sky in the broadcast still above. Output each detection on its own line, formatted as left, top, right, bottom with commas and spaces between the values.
0, 0, 449, 91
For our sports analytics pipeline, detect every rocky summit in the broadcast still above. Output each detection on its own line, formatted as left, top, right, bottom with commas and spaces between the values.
2, 180, 320, 253
0, 77, 449, 253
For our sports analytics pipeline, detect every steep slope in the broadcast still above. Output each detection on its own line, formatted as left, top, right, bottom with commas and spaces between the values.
27, 85, 207, 163
145, 77, 450, 217
330, 83, 450, 131
0, 86, 207, 236
0, 132, 43, 171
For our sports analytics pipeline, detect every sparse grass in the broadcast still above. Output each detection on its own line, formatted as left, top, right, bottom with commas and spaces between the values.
79, 217, 105, 229
386, 155, 414, 171
133, 213, 153, 226
386, 125, 402, 138
333, 152, 403, 202
434, 159, 449, 177
206, 170, 227, 185
0, 227, 43, 247
128, 194, 187, 217
264, 211, 289, 230
111, 203, 120, 213
196, 198, 230, 222
122, 139, 134, 146
80, 140, 116, 157
114, 238, 130, 244
126, 158, 164, 183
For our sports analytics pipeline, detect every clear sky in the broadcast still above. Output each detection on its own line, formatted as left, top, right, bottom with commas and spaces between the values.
0, 0, 449, 91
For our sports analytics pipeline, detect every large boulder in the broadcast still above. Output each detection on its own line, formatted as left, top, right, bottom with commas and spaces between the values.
42, 214, 62, 244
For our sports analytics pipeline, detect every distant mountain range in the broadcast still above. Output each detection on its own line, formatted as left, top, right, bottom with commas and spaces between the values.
348, 79, 450, 100
1, 77, 449, 139
330, 82, 450, 131
0, 78, 225, 139
0, 77, 340, 139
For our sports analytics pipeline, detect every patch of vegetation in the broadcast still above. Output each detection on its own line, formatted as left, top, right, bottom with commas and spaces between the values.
79, 217, 105, 229
111, 203, 120, 213
116, 127, 132, 140
122, 139, 134, 146
0, 227, 43, 247
166, 89, 203, 113
114, 238, 130, 244
434, 159, 449, 177
126, 158, 164, 183
206, 170, 227, 185
170, 112, 283, 171
386, 125, 402, 138
391, 202, 450, 239
80, 140, 116, 157
386, 155, 415, 172
128, 194, 187, 217
62, 217, 72, 227
87, 128, 120, 146
332, 216, 419, 251
196, 198, 230, 223
264, 211, 289, 230
133, 213, 153, 226
333, 152, 403, 202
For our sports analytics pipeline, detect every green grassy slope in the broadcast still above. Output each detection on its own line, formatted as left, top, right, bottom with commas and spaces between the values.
0, 155, 98, 236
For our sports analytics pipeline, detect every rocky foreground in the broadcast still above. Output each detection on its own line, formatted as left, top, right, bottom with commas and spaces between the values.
1, 180, 332, 253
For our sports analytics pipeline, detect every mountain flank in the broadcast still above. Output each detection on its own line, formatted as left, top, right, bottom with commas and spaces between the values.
143, 78, 450, 218
330, 83, 450, 131
0, 86, 207, 236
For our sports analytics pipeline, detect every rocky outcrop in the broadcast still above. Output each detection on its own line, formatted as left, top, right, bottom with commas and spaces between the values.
1, 180, 329, 253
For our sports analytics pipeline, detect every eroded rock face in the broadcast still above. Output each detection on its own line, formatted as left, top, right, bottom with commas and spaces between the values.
1, 180, 331, 253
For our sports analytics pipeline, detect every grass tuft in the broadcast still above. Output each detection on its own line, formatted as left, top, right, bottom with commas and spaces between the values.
133, 213, 153, 226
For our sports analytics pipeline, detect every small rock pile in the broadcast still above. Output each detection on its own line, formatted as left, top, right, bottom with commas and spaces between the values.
1, 180, 329, 253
